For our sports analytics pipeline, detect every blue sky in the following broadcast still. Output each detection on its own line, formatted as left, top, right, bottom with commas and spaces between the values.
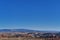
0, 0, 60, 31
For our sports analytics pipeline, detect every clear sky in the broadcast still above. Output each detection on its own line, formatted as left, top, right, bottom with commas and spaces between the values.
0, 0, 60, 31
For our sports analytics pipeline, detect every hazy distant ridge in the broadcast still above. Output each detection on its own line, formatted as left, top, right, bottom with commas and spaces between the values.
0, 29, 59, 33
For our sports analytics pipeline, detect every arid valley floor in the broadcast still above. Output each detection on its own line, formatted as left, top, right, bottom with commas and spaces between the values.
0, 29, 60, 40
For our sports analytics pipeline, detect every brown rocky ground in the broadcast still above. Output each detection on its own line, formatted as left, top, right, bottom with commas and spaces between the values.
0, 37, 60, 40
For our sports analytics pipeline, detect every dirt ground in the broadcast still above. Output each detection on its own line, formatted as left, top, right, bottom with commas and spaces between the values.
0, 37, 59, 40
0, 37, 44, 40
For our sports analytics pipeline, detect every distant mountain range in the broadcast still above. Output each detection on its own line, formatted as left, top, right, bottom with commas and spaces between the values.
0, 29, 59, 33
0, 29, 40, 32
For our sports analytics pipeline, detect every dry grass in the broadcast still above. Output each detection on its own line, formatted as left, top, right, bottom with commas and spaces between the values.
0, 37, 45, 40
0, 37, 60, 40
